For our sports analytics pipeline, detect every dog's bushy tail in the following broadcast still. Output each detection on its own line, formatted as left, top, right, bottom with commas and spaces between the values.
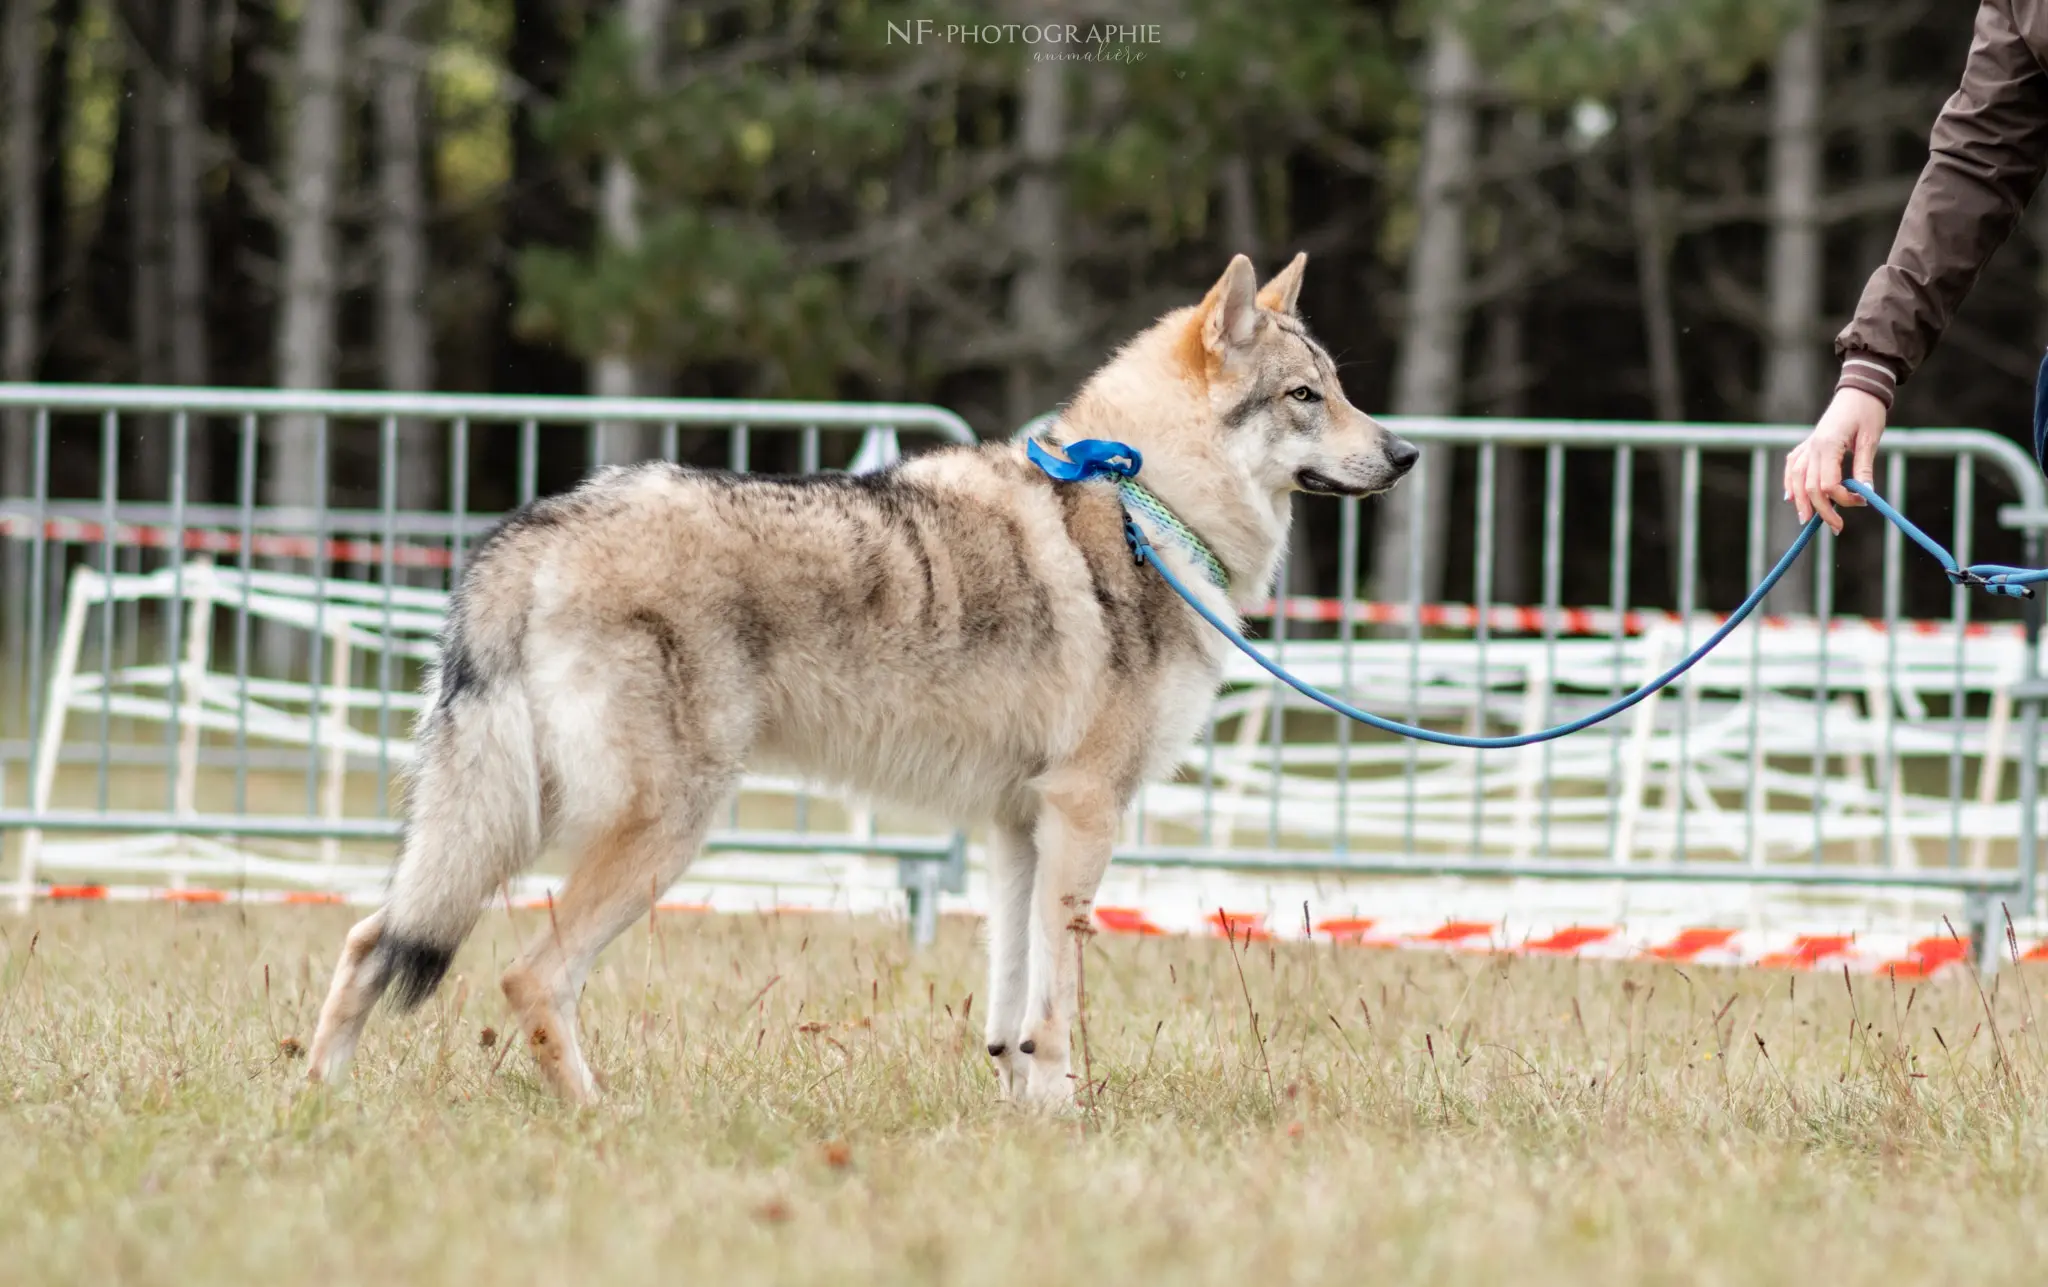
372, 664, 546, 1011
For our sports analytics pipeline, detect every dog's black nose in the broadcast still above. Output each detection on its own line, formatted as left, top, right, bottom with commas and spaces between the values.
1386, 436, 1420, 474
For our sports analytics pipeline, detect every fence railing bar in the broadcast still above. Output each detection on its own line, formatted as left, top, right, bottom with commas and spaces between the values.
1606, 444, 1633, 863
162, 412, 190, 816
302, 416, 332, 819
22, 409, 49, 824
450, 416, 470, 579
1675, 445, 1700, 865
1539, 443, 1564, 858
234, 414, 256, 814
1745, 447, 1768, 869
95, 410, 117, 811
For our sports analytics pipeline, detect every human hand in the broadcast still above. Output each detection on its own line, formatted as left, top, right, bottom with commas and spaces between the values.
1784, 387, 1887, 533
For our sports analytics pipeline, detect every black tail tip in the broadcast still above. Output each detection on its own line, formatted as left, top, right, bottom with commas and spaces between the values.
378, 937, 456, 1012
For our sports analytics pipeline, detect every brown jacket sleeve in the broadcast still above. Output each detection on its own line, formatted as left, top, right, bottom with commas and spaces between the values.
1835, 0, 2048, 408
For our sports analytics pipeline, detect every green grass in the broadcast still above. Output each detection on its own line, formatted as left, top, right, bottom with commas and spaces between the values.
5, 906, 2048, 1284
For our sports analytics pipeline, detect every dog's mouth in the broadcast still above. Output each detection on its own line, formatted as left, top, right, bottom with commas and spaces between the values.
1295, 468, 1374, 497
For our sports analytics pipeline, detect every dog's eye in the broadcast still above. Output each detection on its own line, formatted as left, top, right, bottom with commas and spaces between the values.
1288, 386, 1321, 403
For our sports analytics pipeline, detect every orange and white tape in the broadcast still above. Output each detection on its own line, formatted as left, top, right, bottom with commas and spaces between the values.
1244, 594, 2017, 638
1, 516, 2017, 639
0, 515, 454, 568
1091, 904, 2017, 976
25, 882, 2029, 976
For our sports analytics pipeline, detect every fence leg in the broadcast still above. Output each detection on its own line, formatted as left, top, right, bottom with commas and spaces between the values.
2019, 530, 2043, 921
1610, 631, 1668, 864
906, 862, 940, 948
1969, 685, 2013, 872
173, 560, 215, 822
941, 830, 968, 895
15, 569, 94, 912
1969, 889, 1999, 980
320, 631, 351, 866
1509, 656, 1548, 862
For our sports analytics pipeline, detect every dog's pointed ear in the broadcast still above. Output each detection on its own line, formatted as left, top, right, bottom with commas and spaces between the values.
1200, 255, 1262, 356
1256, 252, 1307, 316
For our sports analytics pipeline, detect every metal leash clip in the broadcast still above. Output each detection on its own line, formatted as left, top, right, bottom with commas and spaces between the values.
1122, 517, 1151, 567
1945, 567, 2032, 599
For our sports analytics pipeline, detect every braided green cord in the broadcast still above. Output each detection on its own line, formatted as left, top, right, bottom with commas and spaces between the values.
1117, 478, 1231, 592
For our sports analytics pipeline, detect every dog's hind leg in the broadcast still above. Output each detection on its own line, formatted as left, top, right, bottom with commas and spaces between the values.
499, 771, 736, 1103
981, 819, 1037, 1098
1015, 765, 1121, 1109
307, 909, 389, 1084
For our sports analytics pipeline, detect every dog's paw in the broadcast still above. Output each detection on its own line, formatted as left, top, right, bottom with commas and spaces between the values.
1009, 1033, 1076, 1111
988, 1041, 1034, 1101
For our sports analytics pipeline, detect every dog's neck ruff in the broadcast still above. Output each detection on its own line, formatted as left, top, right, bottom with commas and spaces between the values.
1026, 438, 1232, 592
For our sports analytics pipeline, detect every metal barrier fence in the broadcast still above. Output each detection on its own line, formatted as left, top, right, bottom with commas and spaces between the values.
3, 388, 2046, 968
0, 385, 977, 940
1017, 414, 2047, 970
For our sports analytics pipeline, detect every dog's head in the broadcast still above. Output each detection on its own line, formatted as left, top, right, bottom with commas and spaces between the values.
1182, 252, 1417, 498
1057, 253, 1417, 596
1072, 253, 1417, 504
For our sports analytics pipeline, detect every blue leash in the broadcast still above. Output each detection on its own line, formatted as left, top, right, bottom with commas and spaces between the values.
1031, 439, 2046, 751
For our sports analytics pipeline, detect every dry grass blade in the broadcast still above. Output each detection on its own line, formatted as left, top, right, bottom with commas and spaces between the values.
1218, 908, 1275, 1109
1943, 915, 2020, 1099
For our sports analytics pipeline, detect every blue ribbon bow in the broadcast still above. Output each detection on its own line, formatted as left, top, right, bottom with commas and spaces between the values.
1026, 438, 1142, 482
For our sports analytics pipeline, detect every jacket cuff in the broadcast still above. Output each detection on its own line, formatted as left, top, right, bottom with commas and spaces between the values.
1835, 353, 1897, 410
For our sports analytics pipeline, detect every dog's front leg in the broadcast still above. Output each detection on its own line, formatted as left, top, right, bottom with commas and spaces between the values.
1015, 768, 1118, 1109
982, 820, 1038, 1098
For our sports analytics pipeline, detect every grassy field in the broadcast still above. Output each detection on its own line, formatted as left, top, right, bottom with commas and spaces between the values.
4, 906, 2048, 1285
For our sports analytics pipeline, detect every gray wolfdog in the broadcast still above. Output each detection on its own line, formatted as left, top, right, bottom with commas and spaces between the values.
307, 253, 1418, 1106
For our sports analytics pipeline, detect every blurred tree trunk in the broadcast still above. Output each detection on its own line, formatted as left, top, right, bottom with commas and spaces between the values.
264, 0, 346, 673
494, 0, 586, 413
1004, 54, 1067, 434
1220, 150, 1323, 598
164, 0, 209, 508
124, 14, 171, 515
1625, 102, 1684, 426
1484, 300, 1530, 606
4, 0, 40, 392
129, 7, 167, 390
1372, 20, 1475, 607
209, 0, 277, 391
375, 0, 440, 512
1856, 25, 1892, 614
590, 0, 667, 466
1857, 31, 1894, 306
2033, 177, 2048, 353
166, 0, 207, 389
34, 0, 74, 366
1483, 108, 1543, 609
1219, 148, 1318, 596
1219, 152, 1259, 260
1760, 8, 1823, 614
269, 0, 345, 501
1624, 96, 1688, 602
3, 0, 42, 711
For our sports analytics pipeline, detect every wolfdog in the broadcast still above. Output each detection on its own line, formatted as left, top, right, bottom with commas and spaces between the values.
306, 253, 1418, 1105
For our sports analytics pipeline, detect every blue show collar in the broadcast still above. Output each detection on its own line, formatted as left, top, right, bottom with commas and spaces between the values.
1026, 437, 1232, 593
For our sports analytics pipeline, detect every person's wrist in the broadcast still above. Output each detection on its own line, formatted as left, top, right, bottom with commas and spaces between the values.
1834, 352, 1896, 410
1830, 385, 1887, 420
